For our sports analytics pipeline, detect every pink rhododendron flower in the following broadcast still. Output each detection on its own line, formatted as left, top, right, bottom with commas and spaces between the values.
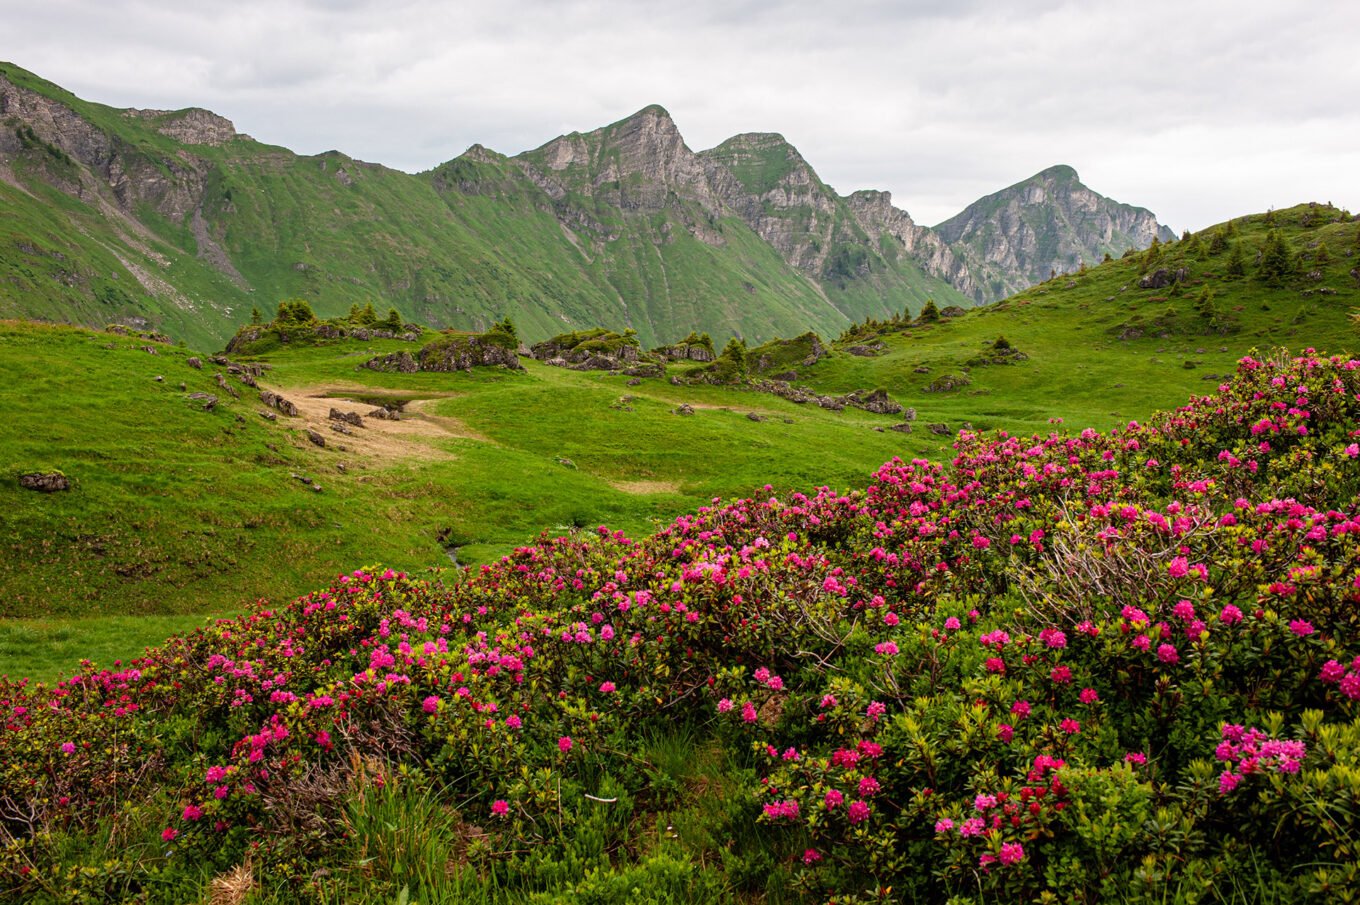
161, 828, 178, 842
558, 736, 574, 752
824, 789, 844, 809
491, 799, 510, 817
1219, 604, 1244, 624
998, 842, 1025, 865
1289, 620, 1315, 637
717, 698, 733, 713
847, 800, 871, 824
1157, 643, 1180, 665
599, 681, 616, 693
1079, 687, 1099, 704
422, 695, 440, 714
60, 742, 75, 755
802, 848, 821, 865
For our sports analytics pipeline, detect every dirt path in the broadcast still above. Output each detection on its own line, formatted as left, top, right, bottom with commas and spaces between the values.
259, 384, 491, 463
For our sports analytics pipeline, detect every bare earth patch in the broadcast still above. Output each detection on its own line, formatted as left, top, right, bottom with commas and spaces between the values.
609, 479, 683, 495
260, 384, 491, 463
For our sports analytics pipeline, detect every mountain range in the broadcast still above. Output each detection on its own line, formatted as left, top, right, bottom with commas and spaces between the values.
0, 62, 1173, 348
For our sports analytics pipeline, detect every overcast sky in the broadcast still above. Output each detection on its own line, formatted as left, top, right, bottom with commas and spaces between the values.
5, 0, 1357, 231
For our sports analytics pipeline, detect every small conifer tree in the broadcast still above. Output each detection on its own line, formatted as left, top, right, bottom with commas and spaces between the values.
1225, 242, 1247, 278
917, 299, 940, 323
1257, 229, 1294, 285
250, 306, 262, 325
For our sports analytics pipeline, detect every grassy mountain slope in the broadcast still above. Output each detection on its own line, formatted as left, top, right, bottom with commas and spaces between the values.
0, 66, 957, 349
3, 203, 1354, 680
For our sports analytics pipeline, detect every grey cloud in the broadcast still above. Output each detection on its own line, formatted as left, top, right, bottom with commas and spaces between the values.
3, 0, 1357, 230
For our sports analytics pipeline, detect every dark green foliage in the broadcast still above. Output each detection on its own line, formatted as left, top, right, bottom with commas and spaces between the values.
1208, 230, 1229, 256
250, 307, 262, 326
274, 298, 317, 327
917, 299, 940, 323
1257, 229, 1295, 285
1226, 242, 1247, 278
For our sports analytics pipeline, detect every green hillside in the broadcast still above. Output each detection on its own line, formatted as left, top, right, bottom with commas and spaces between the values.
0, 63, 973, 350
3, 202, 1354, 682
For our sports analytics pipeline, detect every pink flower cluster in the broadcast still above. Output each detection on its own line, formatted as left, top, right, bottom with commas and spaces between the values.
1214, 724, 1306, 794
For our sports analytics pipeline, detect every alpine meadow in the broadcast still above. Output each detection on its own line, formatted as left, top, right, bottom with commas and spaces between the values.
3, 32, 1360, 905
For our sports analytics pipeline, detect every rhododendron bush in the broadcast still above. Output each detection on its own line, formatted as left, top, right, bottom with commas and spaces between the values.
4, 352, 1360, 903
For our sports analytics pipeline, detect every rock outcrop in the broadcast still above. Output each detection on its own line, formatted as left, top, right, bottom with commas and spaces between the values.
366, 334, 522, 373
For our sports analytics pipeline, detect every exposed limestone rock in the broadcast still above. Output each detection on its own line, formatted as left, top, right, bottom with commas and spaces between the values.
925, 374, 971, 393
124, 107, 241, 146
187, 392, 218, 411
844, 189, 979, 299
673, 403, 695, 416
927, 422, 951, 436
19, 471, 70, 492
936, 165, 1176, 302
1138, 267, 1189, 289
329, 408, 364, 428
306, 429, 326, 448
259, 390, 299, 417
186, 357, 202, 369
366, 334, 521, 373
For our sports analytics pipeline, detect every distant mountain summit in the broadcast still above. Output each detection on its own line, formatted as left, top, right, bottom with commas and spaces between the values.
0, 62, 1174, 345
936, 164, 1177, 301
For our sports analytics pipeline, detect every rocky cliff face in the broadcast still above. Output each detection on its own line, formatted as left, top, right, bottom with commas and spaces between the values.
935, 165, 1176, 301
699, 132, 843, 273
844, 190, 979, 300
123, 107, 243, 146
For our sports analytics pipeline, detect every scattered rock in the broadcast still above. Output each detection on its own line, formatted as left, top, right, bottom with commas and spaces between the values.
19, 471, 70, 493
141, 345, 158, 355
328, 408, 364, 428
214, 373, 240, 399
1138, 267, 1189, 290
330, 423, 353, 436
154, 375, 163, 382
927, 422, 951, 436
901, 407, 917, 422
846, 342, 887, 357
872, 426, 885, 432
187, 392, 218, 411
889, 422, 913, 434
367, 407, 400, 421
913, 365, 931, 374
259, 410, 277, 421
186, 357, 203, 369
841, 388, 903, 415
673, 403, 695, 416
940, 306, 967, 318
306, 429, 326, 448
178, 382, 187, 391
260, 390, 299, 417
626, 378, 642, 386
924, 374, 971, 393
747, 412, 766, 422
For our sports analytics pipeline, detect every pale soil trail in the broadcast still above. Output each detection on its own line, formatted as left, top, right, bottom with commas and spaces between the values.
257, 383, 491, 463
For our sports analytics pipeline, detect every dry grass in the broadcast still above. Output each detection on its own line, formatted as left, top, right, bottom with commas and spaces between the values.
207, 862, 254, 905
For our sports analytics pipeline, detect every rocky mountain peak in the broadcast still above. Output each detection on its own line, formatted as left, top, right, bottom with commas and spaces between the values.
935, 164, 1176, 301
123, 107, 242, 146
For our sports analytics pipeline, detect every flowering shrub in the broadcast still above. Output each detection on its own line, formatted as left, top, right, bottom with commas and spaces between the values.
3, 352, 1360, 901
